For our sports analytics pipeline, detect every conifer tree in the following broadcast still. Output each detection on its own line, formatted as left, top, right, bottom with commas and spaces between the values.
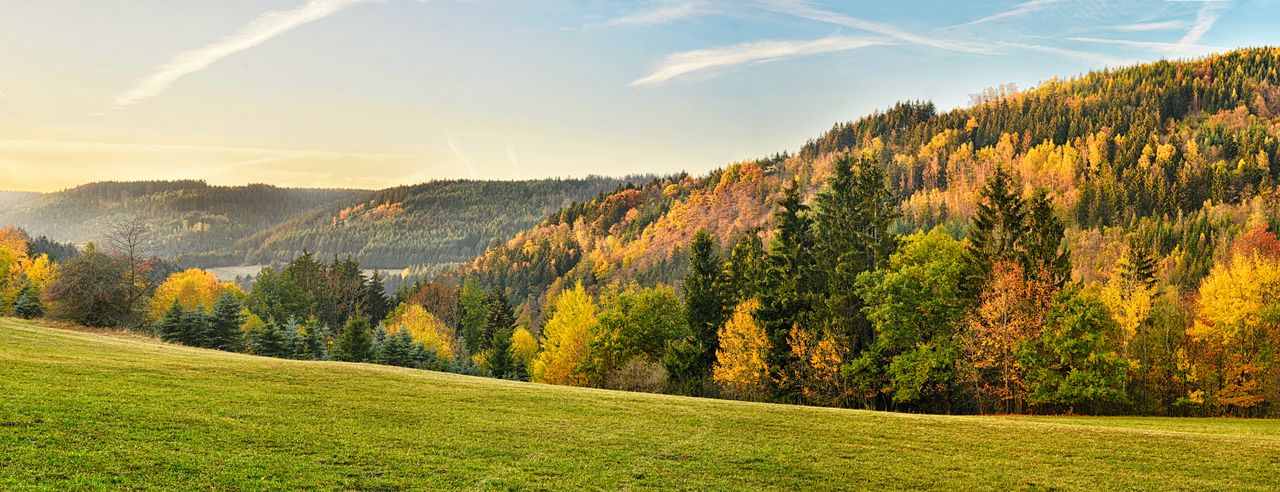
13, 283, 44, 319
207, 291, 245, 352
684, 228, 726, 377
966, 168, 1029, 291
756, 181, 818, 394
483, 292, 517, 378
1023, 190, 1071, 285
252, 320, 293, 358
363, 270, 392, 323
333, 317, 373, 362
721, 231, 766, 304
297, 316, 328, 360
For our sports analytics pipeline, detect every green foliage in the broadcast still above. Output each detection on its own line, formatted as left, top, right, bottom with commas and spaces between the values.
756, 182, 818, 393
1020, 287, 1130, 413
44, 245, 136, 328
458, 279, 487, 355
483, 292, 517, 379
855, 229, 968, 409
13, 283, 44, 319
588, 286, 688, 388
251, 320, 296, 359
206, 292, 245, 352
683, 229, 726, 377
333, 317, 373, 363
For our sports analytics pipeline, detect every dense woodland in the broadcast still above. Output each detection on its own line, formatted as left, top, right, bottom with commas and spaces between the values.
0, 177, 628, 270
8, 48, 1280, 417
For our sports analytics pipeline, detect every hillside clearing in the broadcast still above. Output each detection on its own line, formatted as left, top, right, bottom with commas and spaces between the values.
1, 319, 1277, 490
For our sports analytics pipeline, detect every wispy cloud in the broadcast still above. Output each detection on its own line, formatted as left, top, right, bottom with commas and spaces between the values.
629, 35, 887, 87
760, 0, 989, 54
597, 1, 712, 28
1173, 1, 1230, 57
103, 0, 380, 112
941, 0, 1062, 29
1071, 36, 1224, 56
1104, 20, 1189, 32
0, 91, 8, 99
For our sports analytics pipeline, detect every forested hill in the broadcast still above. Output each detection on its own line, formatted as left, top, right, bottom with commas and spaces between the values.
0, 177, 632, 269
465, 47, 1280, 315
0, 181, 362, 266
236, 177, 634, 268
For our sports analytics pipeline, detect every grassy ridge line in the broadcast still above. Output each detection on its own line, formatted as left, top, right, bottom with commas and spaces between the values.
1, 320, 1278, 491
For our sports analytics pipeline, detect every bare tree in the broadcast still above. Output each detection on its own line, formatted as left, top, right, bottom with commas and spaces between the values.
105, 216, 156, 309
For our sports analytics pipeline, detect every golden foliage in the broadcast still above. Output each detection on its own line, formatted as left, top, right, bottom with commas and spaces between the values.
149, 268, 241, 319
713, 299, 770, 400
532, 282, 596, 386
385, 303, 457, 361
510, 327, 539, 375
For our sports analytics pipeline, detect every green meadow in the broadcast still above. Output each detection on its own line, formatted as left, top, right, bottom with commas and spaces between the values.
2, 318, 1277, 491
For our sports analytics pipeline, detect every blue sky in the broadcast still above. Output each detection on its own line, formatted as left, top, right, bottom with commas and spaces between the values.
0, 0, 1277, 191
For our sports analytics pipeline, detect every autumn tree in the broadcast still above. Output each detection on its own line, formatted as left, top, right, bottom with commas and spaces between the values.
714, 299, 770, 401
45, 244, 135, 328
384, 302, 457, 362
149, 268, 239, 320
964, 261, 1057, 414
532, 282, 596, 386
1020, 287, 1129, 413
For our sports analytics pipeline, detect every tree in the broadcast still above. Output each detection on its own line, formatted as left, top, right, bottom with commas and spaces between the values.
207, 291, 245, 352
714, 299, 770, 400
363, 270, 392, 324
251, 320, 295, 358
1022, 190, 1071, 285
509, 327, 539, 381
458, 279, 487, 355
721, 231, 766, 304
684, 229, 727, 378
105, 217, 158, 318
45, 244, 136, 327
150, 268, 238, 320
155, 304, 209, 347
244, 267, 308, 326
587, 286, 688, 387
13, 283, 45, 319
532, 282, 596, 386
756, 181, 818, 395
297, 316, 329, 360
965, 168, 1027, 291
333, 317, 373, 362
854, 229, 969, 410
811, 153, 899, 351
385, 303, 457, 361
1021, 287, 1129, 413
964, 261, 1057, 414
483, 292, 518, 378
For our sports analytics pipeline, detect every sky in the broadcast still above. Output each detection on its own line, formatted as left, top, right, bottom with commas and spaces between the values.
0, 0, 1277, 192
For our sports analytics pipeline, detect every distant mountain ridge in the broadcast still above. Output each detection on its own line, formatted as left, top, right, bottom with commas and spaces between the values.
0, 177, 633, 269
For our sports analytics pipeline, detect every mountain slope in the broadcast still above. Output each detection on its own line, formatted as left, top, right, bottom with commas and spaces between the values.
0, 177, 631, 269
237, 177, 631, 269
0, 181, 361, 266
465, 48, 1280, 313
3, 319, 1277, 490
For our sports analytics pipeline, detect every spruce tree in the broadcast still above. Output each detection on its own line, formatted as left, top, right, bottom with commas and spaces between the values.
683, 228, 726, 377
1023, 190, 1071, 285
156, 303, 201, 346
333, 316, 373, 362
483, 292, 517, 378
811, 154, 899, 351
722, 231, 767, 304
13, 283, 45, 319
207, 292, 245, 352
756, 181, 818, 394
252, 321, 292, 358
364, 271, 392, 324
966, 168, 1028, 292
297, 316, 328, 360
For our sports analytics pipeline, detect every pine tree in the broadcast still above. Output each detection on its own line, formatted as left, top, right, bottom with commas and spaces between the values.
1023, 190, 1071, 285
721, 231, 766, 304
684, 228, 726, 377
207, 292, 245, 351
333, 316, 373, 362
155, 303, 206, 346
297, 316, 328, 360
756, 181, 818, 395
811, 154, 899, 351
252, 320, 292, 358
13, 283, 45, 319
364, 270, 391, 323
484, 292, 517, 378
966, 168, 1028, 292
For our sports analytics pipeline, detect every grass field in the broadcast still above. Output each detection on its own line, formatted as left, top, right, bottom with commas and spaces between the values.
2, 318, 1278, 490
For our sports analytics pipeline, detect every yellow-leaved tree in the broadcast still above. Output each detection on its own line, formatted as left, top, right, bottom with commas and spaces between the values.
149, 268, 241, 319
532, 282, 595, 386
1187, 250, 1280, 414
713, 299, 770, 401
385, 303, 457, 361
510, 327, 539, 378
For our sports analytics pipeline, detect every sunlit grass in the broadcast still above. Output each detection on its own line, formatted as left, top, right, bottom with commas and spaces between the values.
2, 318, 1277, 490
